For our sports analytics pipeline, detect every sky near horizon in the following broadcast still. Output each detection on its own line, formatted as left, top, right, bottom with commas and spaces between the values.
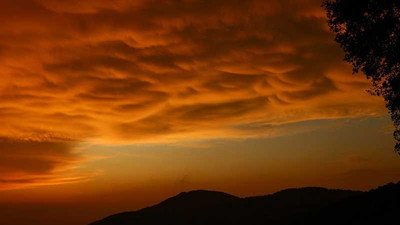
1, 0, 400, 225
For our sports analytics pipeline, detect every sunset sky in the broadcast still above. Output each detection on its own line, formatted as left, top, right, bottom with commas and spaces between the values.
1, 0, 400, 225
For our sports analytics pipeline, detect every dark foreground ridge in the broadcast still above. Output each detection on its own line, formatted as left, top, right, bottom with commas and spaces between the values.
89, 181, 400, 225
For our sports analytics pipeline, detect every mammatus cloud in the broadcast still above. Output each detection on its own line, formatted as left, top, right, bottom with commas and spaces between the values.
0, 0, 386, 188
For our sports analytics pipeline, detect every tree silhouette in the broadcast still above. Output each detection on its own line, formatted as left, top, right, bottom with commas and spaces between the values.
322, 0, 400, 154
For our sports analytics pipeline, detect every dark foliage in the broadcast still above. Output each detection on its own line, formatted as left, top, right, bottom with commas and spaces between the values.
322, 0, 400, 154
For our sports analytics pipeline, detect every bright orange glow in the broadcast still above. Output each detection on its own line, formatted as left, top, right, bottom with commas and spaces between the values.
0, 1, 399, 225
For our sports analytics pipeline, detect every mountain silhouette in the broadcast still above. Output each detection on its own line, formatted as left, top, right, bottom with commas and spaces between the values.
307, 182, 400, 225
89, 182, 400, 225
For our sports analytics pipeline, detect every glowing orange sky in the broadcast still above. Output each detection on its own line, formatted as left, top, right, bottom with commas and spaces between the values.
0, 0, 399, 225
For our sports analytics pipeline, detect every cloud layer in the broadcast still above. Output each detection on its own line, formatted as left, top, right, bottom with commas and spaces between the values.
0, 138, 89, 190
0, 0, 386, 188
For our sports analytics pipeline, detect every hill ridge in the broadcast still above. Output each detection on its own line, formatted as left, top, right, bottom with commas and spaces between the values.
89, 182, 399, 225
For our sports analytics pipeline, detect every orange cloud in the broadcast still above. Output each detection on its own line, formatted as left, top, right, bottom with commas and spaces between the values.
0, 138, 90, 190
0, 0, 387, 187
